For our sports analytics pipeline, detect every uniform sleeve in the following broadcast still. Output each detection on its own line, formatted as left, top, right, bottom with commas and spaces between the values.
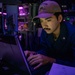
36, 30, 49, 56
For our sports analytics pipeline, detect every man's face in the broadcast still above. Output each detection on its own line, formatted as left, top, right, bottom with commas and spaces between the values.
40, 15, 61, 34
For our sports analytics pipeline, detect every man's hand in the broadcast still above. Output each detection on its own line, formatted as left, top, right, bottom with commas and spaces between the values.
24, 50, 36, 57
27, 54, 56, 69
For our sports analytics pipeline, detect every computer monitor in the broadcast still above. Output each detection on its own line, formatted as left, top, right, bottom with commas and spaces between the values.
0, 34, 33, 75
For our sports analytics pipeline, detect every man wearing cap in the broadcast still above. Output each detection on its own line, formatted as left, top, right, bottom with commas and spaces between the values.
24, 1, 75, 75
